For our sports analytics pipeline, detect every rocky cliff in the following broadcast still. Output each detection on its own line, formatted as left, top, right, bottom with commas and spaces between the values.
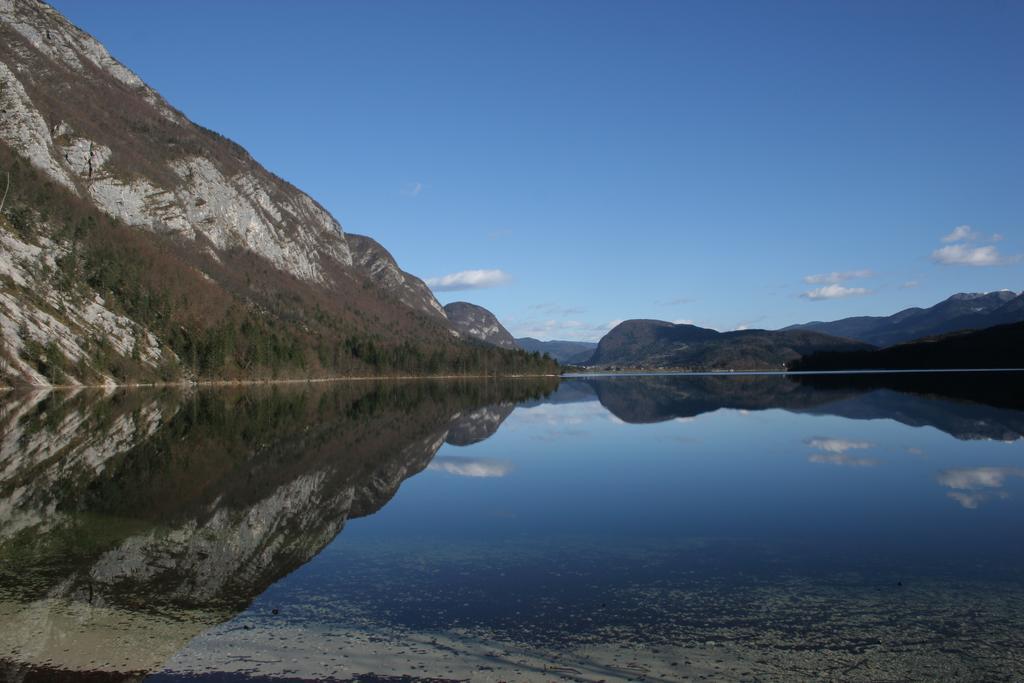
0, 1, 558, 385
0, 0, 349, 281
346, 233, 448, 323
443, 301, 519, 350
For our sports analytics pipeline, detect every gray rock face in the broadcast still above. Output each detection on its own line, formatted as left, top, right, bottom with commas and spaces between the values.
0, 1, 470, 386
443, 302, 518, 349
0, 0, 352, 283
347, 234, 448, 322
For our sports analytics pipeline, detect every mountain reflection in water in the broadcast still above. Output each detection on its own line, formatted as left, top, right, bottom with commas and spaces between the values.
0, 372, 1022, 681
0, 380, 555, 680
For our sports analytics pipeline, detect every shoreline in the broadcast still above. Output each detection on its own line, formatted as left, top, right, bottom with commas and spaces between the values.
563, 367, 1024, 378
0, 372, 563, 393
4, 367, 1022, 392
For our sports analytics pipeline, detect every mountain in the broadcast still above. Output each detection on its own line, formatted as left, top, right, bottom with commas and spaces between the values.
346, 233, 448, 322
0, 2, 556, 385
443, 302, 519, 350
587, 319, 871, 370
785, 291, 1022, 347
789, 321, 1024, 372
515, 337, 597, 364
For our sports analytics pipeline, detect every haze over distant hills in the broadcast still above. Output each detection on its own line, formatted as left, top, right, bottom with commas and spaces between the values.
515, 338, 597, 364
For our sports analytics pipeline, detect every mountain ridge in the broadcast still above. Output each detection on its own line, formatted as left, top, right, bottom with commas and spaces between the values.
587, 319, 871, 370
789, 321, 1024, 372
784, 290, 1022, 347
0, 1, 556, 386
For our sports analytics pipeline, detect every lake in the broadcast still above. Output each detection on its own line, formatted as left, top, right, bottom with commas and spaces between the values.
1, 372, 1023, 682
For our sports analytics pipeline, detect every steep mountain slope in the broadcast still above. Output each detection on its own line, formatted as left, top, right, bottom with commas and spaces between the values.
588, 319, 871, 370
789, 321, 1024, 372
515, 337, 597, 364
443, 302, 519, 350
346, 233, 449, 323
786, 291, 1021, 347
0, 0, 349, 282
0, 2, 556, 384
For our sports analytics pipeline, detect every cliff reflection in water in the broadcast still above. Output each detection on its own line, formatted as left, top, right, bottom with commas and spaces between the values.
0, 379, 556, 680
1, 371, 1023, 680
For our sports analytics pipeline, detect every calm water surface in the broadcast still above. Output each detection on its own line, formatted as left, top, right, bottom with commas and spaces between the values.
1, 373, 1023, 681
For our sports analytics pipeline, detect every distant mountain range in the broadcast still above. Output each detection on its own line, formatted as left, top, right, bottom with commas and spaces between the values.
515, 338, 597, 364
789, 321, 1024, 372
586, 320, 870, 371
499, 291, 1024, 370
784, 291, 1023, 347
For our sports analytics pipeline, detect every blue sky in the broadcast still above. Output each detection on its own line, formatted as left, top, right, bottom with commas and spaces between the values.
52, 1, 1022, 340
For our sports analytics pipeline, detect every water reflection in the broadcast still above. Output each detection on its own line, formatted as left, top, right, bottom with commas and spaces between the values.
0, 379, 555, 680
0, 372, 1022, 681
565, 371, 1024, 441
938, 467, 1024, 509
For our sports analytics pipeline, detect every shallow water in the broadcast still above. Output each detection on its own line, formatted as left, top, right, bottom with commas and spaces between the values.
1, 373, 1023, 681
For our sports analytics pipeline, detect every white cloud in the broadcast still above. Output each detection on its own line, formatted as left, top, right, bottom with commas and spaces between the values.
805, 437, 874, 454
901, 280, 919, 289
402, 181, 424, 197
932, 226, 1019, 266
801, 284, 871, 300
931, 244, 1007, 266
803, 269, 873, 285
428, 456, 512, 478
941, 225, 979, 243
661, 297, 696, 306
672, 319, 695, 325
426, 269, 511, 291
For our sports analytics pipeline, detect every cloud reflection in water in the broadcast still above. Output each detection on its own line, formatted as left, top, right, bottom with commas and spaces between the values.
428, 457, 513, 478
